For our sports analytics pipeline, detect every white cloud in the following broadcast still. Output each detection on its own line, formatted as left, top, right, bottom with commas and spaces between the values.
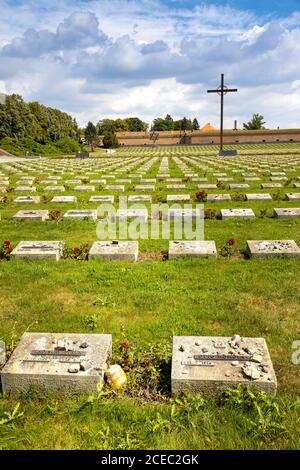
0, 1, 300, 128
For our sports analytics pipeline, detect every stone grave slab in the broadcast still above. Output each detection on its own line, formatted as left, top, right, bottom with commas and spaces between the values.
169, 241, 217, 259
128, 195, 152, 203
44, 186, 65, 192
134, 185, 155, 191
286, 193, 300, 201
273, 208, 300, 218
15, 186, 36, 192
75, 186, 95, 192
1, 332, 112, 395
294, 183, 300, 188
229, 184, 250, 190
207, 194, 231, 202
246, 193, 272, 201
246, 240, 300, 258
171, 335, 277, 395
167, 195, 191, 202
217, 177, 234, 182
270, 177, 287, 181
261, 183, 282, 189
89, 195, 114, 203
63, 210, 97, 221
114, 209, 148, 222
13, 210, 49, 222
90, 179, 107, 184
140, 179, 156, 184
14, 196, 41, 204
105, 185, 125, 192
198, 184, 218, 189
11, 241, 64, 260
66, 179, 82, 184
89, 241, 138, 262
51, 196, 77, 203
221, 208, 255, 219
166, 184, 186, 190
16, 179, 35, 185
166, 208, 202, 221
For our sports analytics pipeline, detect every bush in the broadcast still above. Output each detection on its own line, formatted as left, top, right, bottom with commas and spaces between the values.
0, 137, 82, 156
102, 131, 119, 149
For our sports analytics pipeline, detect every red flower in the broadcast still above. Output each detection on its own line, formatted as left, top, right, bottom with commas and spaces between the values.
8, 247, 13, 253
119, 341, 129, 350
228, 238, 236, 246
3, 241, 10, 246
73, 247, 79, 254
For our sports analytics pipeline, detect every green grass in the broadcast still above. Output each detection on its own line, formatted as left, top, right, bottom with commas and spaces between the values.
0, 147, 299, 450
0, 259, 299, 449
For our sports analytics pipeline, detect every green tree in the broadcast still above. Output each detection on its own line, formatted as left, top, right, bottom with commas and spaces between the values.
84, 122, 97, 144
102, 131, 119, 148
192, 118, 199, 130
97, 119, 116, 135
243, 114, 266, 130
125, 117, 148, 132
114, 118, 129, 132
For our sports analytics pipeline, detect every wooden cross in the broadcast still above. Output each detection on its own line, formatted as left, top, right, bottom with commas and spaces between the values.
207, 74, 238, 153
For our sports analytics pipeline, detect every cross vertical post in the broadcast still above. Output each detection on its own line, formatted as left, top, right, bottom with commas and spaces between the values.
207, 74, 238, 155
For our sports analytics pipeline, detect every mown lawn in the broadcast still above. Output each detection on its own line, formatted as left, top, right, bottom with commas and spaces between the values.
0, 258, 299, 450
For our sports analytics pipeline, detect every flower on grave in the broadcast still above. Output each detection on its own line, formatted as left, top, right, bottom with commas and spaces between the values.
119, 340, 129, 350
4, 240, 10, 246
228, 238, 236, 246
73, 247, 79, 254
8, 247, 13, 253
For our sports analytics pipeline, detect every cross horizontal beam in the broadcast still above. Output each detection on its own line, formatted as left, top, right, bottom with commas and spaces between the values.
207, 88, 238, 93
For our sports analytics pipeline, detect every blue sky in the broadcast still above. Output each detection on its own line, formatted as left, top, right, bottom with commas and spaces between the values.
1, 0, 300, 127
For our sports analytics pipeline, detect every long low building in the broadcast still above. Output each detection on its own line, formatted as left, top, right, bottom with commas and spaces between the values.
116, 128, 300, 146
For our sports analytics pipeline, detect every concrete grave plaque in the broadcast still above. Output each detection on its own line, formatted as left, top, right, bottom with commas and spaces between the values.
44, 186, 65, 192
1, 332, 112, 395
135, 185, 155, 191
207, 194, 231, 202
13, 210, 49, 222
229, 184, 250, 190
171, 335, 277, 396
15, 186, 36, 193
113, 209, 148, 222
89, 241, 138, 262
14, 196, 41, 204
105, 185, 125, 192
63, 210, 97, 221
273, 208, 300, 218
246, 193, 272, 201
51, 196, 77, 203
128, 195, 152, 203
261, 183, 282, 189
75, 186, 95, 192
221, 208, 255, 219
246, 240, 300, 259
166, 208, 202, 221
89, 195, 114, 203
167, 195, 191, 202
11, 241, 64, 260
286, 193, 300, 201
169, 241, 217, 259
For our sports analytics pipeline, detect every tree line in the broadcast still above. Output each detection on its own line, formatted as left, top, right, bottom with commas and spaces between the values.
0, 94, 80, 142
